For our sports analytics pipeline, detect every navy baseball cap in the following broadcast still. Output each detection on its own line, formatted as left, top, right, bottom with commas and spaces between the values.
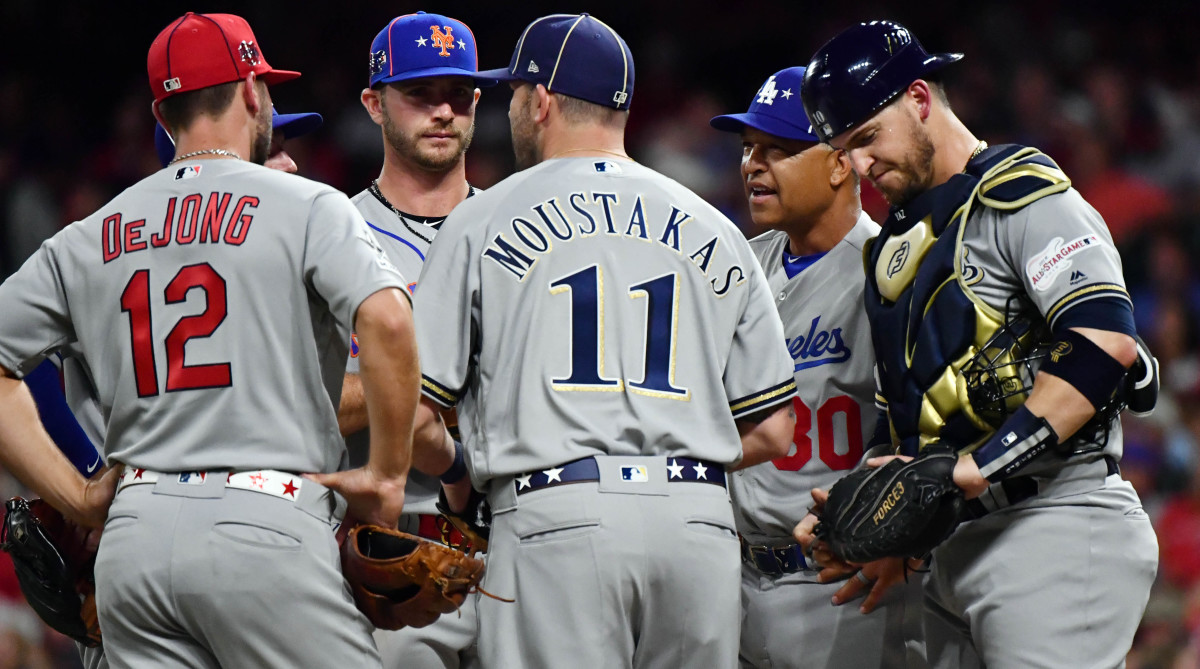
710, 67, 818, 143
368, 12, 495, 88
155, 107, 323, 167
478, 14, 634, 111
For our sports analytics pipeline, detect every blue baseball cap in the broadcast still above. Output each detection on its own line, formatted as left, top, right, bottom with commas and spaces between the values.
710, 67, 819, 143
478, 14, 634, 111
368, 12, 495, 88
155, 107, 323, 167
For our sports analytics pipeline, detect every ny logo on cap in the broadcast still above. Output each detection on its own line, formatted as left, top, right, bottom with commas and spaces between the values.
369, 50, 387, 75
238, 40, 260, 66
430, 25, 455, 57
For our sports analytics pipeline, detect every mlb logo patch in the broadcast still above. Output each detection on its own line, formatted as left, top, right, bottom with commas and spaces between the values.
594, 161, 623, 174
175, 165, 202, 180
350, 333, 360, 358
178, 472, 207, 485
620, 465, 648, 483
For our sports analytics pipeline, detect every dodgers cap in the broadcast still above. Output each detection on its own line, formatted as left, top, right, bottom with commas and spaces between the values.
478, 13, 634, 111
155, 107, 324, 168
148, 12, 300, 103
369, 12, 495, 87
710, 67, 819, 143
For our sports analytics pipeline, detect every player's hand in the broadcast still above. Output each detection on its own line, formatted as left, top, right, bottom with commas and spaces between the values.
305, 466, 406, 528
75, 465, 122, 530
794, 488, 858, 582
831, 556, 923, 613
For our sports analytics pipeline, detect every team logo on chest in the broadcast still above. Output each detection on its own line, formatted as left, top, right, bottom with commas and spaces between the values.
787, 316, 852, 371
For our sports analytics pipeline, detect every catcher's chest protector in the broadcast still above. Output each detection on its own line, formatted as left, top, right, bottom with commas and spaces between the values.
865, 145, 1071, 456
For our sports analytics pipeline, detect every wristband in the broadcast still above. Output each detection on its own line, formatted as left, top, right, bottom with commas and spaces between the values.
439, 440, 468, 484
971, 405, 1058, 482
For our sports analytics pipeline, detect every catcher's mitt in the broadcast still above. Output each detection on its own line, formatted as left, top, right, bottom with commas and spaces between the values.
815, 446, 964, 564
0, 497, 101, 647
340, 524, 486, 630
435, 486, 490, 555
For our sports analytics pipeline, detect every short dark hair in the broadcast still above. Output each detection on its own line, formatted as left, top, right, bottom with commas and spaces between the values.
552, 92, 628, 129
157, 81, 240, 133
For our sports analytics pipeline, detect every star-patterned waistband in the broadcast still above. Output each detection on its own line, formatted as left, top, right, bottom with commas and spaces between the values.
514, 456, 726, 495
117, 468, 304, 501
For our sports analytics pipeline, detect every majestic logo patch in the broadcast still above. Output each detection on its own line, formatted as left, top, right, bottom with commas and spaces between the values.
887, 241, 911, 278
369, 50, 387, 75
1026, 234, 1101, 292
238, 41, 260, 66
430, 25, 455, 57
1069, 270, 1087, 286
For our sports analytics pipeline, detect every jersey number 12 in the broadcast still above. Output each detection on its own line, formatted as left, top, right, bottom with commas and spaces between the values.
120, 263, 232, 397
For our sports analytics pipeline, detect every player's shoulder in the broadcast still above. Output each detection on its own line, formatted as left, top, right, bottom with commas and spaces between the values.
972, 144, 1072, 213
748, 229, 788, 259
843, 211, 881, 250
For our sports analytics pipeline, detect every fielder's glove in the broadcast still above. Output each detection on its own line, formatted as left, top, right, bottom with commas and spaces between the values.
435, 486, 491, 555
340, 523, 486, 630
814, 445, 964, 564
1, 497, 101, 647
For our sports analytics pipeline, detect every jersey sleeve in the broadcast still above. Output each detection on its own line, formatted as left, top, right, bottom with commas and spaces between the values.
0, 236, 76, 376
303, 191, 408, 331
1006, 189, 1132, 332
412, 208, 480, 409
724, 260, 797, 419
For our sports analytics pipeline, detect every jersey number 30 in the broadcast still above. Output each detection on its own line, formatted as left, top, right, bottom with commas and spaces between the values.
120, 263, 232, 397
773, 395, 863, 472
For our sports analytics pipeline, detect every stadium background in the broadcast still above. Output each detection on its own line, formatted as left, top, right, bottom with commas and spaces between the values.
0, 1, 1198, 666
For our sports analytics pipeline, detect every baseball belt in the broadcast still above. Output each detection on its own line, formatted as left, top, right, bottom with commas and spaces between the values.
514, 455, 726, 495
117, 468, 304, 502
738, 536, 812, 576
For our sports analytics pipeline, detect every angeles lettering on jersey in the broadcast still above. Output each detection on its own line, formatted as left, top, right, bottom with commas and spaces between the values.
482, 191, 747, 297
787, 316, 851, 371
101, 192, 259, 263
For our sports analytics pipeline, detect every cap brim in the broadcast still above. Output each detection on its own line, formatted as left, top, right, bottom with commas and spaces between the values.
376, 67, 499, 88
475, 67, 525, 83
709, 112, 820, 143
274, 111, 323, 139
260, 69, 302, 86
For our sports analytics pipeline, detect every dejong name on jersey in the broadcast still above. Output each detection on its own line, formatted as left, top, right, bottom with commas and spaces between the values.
481, 190, 748, 297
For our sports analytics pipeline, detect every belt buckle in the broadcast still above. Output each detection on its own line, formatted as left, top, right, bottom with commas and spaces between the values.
745, 542, 785, 576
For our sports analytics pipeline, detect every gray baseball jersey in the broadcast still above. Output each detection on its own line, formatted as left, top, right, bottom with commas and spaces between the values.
732, 213, 879, 550
0, 160, 406, 473
414, 157, 797, 479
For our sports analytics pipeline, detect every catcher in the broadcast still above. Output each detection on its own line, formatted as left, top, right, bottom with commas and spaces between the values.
793, 21, 1160, 668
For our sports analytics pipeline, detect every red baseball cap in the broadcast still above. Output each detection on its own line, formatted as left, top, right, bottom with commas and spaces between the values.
148, 12, 301, 103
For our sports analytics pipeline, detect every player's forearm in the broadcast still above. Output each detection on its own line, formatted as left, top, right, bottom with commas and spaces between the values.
0, 371, 90, 520
356, 289, 420, 483
411, 397, 457, 477
732, 401, 797, 470
337, 372, 368, 436
1025, 327, 1136, 440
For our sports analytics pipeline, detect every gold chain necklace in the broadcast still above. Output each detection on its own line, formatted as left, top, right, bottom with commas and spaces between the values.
168, 148, 242, 165
546, 147, 631, 161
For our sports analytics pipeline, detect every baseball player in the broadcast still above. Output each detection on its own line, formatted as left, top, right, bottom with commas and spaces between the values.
0, 12, 417, 667
339, 12, 493, 669
19, 103, 327, 669
798, 20, 1159, 668
411, 13, 798, 669
710, 66, 925, 669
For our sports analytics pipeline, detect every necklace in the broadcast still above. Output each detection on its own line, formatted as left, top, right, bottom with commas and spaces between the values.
168, 148, 241, 165
547, 147, 631, 161
969, 140, 988, 160
368, 179, 475, 245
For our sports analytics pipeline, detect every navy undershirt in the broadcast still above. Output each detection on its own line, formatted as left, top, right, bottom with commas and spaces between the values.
782, 248, 827, 279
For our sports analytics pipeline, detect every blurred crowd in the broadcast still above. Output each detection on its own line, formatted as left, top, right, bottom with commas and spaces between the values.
1, 1, 1199, 666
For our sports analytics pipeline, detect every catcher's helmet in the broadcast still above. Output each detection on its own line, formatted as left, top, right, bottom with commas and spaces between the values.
801, 20, 962, 143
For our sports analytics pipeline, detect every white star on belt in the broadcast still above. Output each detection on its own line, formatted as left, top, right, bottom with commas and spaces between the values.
693, 462, 708, 480
516, 474, 533, 490
667, 459, 685, 479
543, 467, 565, 483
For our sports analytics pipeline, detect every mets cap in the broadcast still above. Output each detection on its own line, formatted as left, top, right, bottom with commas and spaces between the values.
369, 12, 495, 87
